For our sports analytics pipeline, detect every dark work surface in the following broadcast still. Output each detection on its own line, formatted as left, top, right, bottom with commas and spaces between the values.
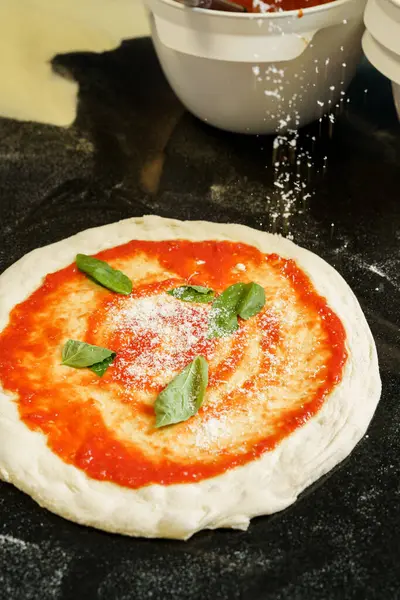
0, 37, 400, 600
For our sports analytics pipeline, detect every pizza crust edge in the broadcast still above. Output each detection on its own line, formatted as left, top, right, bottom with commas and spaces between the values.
0, 215, 381, 539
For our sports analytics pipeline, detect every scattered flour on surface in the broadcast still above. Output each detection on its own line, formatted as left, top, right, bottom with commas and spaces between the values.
98, 546, 282, 600
334, 242, 400, 291
367, 263, 400, 290
0, 533, 71, 600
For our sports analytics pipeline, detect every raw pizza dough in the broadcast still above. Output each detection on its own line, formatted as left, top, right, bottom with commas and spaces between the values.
0, 216, 381, 540
0, 0, 150, 126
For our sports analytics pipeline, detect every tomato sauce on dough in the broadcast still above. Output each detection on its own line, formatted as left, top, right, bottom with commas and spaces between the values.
0, 240, 347, 489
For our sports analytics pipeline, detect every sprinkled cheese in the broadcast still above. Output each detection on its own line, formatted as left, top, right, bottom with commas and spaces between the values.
110, 295, 211, 388
235, 263, 246, 272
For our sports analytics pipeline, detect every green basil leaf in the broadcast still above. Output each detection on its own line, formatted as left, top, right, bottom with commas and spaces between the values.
76, 254, 132, 295
90, 353, 116, 377
236, 282, 266, 320
154, 356, 208, 428
62, 340, 115, 368
207, 282, 266, 338
207, 283, 244, 338
168, 285, 215, 303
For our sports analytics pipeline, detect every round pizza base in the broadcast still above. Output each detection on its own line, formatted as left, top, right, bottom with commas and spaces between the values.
0, 216, 381, 540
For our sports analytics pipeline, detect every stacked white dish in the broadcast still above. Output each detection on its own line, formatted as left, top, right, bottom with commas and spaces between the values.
362, 0, 400, 120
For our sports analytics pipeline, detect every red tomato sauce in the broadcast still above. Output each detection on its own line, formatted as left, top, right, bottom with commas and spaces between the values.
0, 240, 347, 489
234, 0, 332, 12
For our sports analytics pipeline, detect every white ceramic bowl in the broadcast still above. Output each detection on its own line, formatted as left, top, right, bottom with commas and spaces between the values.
364, 0, 400, 55
144, 0, 367, 134
362, 31, 400, 120
363, 0, 400, 120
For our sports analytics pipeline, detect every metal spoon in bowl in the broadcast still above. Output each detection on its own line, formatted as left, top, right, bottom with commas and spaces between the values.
175, 0, 247, 12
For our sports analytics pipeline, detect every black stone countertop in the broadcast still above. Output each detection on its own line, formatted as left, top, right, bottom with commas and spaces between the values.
0, 37, 399, 600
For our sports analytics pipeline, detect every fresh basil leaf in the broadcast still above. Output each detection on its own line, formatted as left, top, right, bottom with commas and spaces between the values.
168, 285, 215, 303
236, 282, 266, 320
207, 283, 244, 338
76, 254, 132, 295
62, 340, 114, 368
207, 282, 266, 338
154, 356, 208, 428
90, 353, 116, 377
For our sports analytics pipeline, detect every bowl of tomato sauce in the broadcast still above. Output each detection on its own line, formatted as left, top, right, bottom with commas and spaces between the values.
144, 0, 367, 134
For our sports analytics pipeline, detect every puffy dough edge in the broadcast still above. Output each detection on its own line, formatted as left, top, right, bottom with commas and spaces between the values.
0, 215, 381, 539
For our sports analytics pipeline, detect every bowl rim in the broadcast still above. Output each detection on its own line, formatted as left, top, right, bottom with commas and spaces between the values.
158, 0, 357, 19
